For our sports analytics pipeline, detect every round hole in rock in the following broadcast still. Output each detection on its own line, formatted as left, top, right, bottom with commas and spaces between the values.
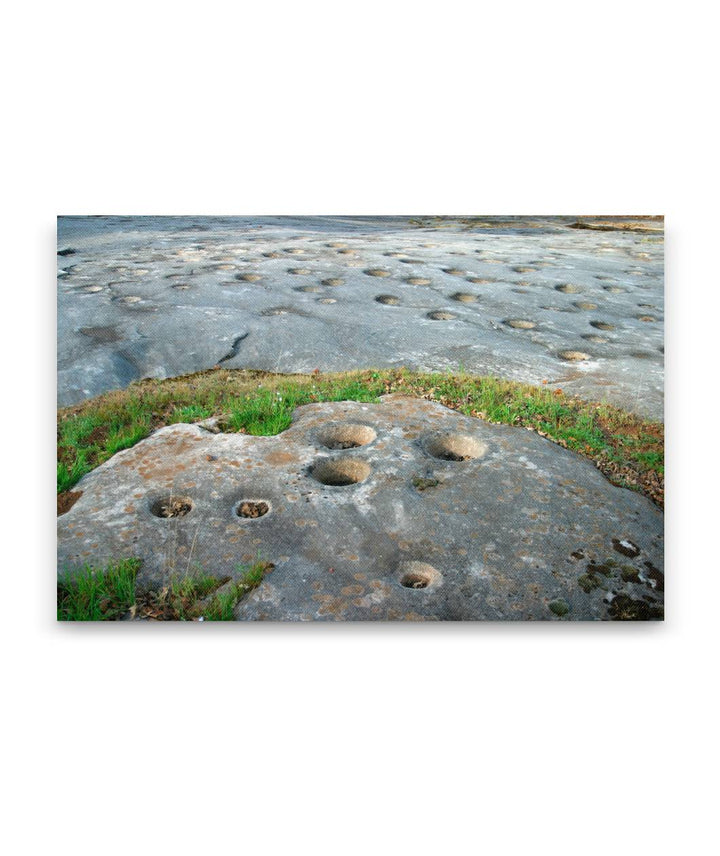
288, 267, 311, 275
504, 318, 536, 329
235, 273, 262, 282
375, 294, 400, 305
236, 500, 270, 519
558, 350, 591, 362
150, 496, 193, 518
406, 277, 431, 285
398, 561, 443, 590
590, 320, 615, 331
451, 292, 477, 303
427, 311, 456, 321
555, 284, 582, 293
321, 278, 344, 286
442, 268, 465, 276
310, 458, 372, 486
317, 423, 377, 450
424, 432, 487, 462
364, 268, 391, 277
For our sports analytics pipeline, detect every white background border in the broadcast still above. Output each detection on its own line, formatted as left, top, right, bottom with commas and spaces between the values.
3, 1, 716, 854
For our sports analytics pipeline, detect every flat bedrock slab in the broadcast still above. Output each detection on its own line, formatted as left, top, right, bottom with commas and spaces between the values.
57, 396, 664, 621
57, 216, 664, 420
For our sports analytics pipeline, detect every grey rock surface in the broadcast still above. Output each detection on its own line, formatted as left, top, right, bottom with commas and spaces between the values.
57, 396, 664, 620
57, 216, 664, 420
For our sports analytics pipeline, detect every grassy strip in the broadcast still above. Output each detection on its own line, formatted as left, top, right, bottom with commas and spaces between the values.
57, 559, 141, 621
57, 368, 664, 506
57, 559, 273, 621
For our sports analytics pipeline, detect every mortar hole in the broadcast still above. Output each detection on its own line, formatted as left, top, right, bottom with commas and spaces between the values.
317, 424, 377, 450
151, 496, 193, 518
424, 432, 487, 461
504, 318, 536, 329
310, 458, 371, 486
398, 561, 442, 590
236, 500, 270, 519
558, 350, 591, 362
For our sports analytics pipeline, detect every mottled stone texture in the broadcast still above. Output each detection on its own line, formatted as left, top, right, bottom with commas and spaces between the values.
57, 216, 664, 419
57, 396, 664, 621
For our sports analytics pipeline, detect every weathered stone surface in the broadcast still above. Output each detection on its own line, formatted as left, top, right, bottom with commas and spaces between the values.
57, 216, 664, 420
57, 396, 664, 621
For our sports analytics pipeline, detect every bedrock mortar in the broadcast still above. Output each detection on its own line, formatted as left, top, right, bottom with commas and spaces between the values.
57, 395, 664, 621
57, 216, 664, 419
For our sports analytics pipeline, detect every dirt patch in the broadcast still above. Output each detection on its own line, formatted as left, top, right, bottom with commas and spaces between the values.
612, 538, 640, 558
608, 594, 663, 620
57, 490, 83, 516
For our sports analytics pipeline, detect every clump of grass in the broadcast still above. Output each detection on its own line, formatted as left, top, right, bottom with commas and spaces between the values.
136, 572, 230, 620
57, 367, 664, 506
202, 560, 273, 621
57, 558, 273, 621
57, 559, 140, 621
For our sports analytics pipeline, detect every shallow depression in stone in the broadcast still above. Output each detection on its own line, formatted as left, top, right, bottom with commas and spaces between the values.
397, 561, 443, 590
309, 457, 372, 486
316, 423, 377, 450
423, 432, 487, 462
236, 499, 270, 519
150, 495, 193, 518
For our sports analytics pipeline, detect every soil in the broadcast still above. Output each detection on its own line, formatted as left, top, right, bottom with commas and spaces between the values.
57, 490, 83, 516
238, 500, 269, 518
154, 498, 192, 518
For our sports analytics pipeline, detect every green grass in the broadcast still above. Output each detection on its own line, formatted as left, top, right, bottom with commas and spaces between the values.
57, 559, 140, 621
57, 558, 272, 621
57, 367, 664, 506
202, 562, 268, 620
